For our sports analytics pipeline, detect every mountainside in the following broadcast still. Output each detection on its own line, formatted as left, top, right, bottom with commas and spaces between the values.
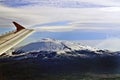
0, 38, 120, 77
5, 38, 116, 60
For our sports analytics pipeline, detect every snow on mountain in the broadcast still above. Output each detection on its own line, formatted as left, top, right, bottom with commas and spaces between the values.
15, 38, 70, 52
14, 38, 98, 53
4, 38, 114, 60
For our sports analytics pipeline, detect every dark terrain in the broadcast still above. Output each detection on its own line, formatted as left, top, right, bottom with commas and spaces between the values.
0, 56, 120, 80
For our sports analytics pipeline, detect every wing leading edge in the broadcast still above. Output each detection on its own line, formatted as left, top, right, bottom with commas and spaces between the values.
0, 22, 34, 55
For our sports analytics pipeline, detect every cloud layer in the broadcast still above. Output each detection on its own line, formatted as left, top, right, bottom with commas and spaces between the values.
96, 37, 120, 51
1, 0, 107, 8
1, 4, 120, 32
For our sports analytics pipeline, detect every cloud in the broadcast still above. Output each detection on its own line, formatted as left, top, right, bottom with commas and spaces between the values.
1, 0, 106, 8
1, 0, 37, 7
0, 5, 51, 27
78, 37, 120, 51
80, 0, 120, 7
96, 37, 120, 51
34, 25, 120, 32
100, 7, 120, 12
34, 25, 75, 32
1, 1, 120, 33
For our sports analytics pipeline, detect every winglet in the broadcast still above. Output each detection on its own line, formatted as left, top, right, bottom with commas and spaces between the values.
13, 21, 25, 32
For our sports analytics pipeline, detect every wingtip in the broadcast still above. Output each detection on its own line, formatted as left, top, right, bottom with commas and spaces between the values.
12, 21, 25, 32
12, 21, 16, 24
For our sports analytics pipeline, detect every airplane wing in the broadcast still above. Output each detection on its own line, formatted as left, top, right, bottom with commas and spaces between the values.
0, 22, 34, 55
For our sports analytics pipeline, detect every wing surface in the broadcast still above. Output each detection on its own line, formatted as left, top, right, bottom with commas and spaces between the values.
0, 22, 34, 55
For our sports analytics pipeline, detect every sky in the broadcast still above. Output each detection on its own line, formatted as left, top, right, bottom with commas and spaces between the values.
1, 0, 120, 51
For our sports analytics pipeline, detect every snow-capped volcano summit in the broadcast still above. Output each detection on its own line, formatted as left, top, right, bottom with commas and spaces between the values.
7, 38, 115, 60
15, 38, 98, 53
